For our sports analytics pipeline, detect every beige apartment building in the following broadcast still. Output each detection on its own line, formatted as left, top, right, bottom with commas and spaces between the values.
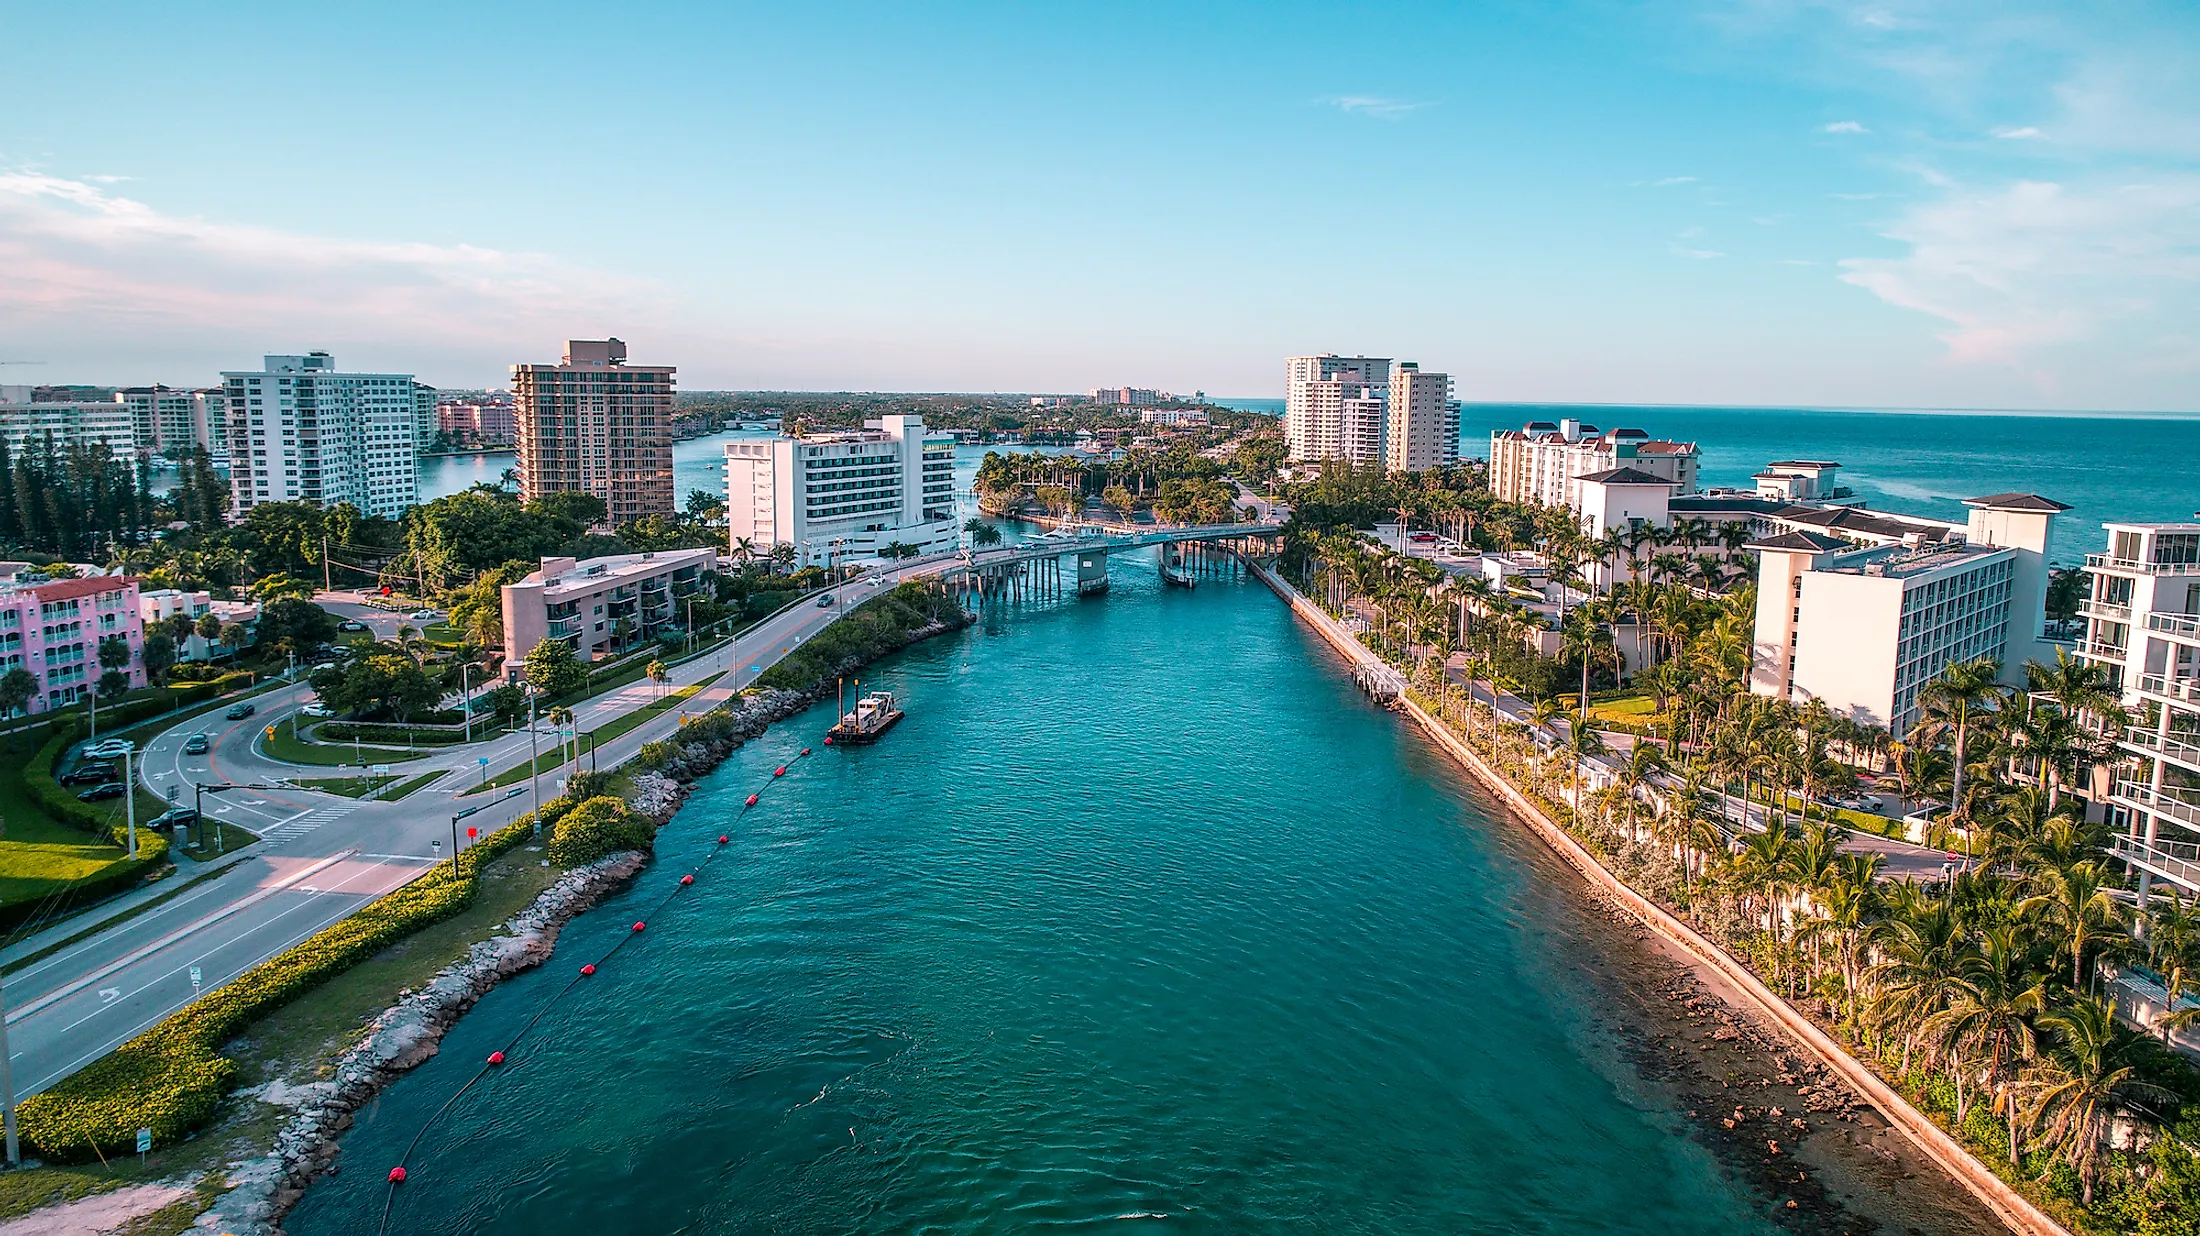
1284, 354, 1389, 466
513, 339, 675, 525
500, 547, 715, 672
1386, 362, 1458, 472
1487, 417, 1698, 513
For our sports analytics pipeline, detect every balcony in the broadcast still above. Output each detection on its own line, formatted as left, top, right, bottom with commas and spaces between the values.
2138, 674, 2200, 704
2112, 833, 2200, 892
547, 618, 580, 639
2125, 725, 2200, 770
2088, 553, 2200, 577
2116, 781, 2200, 831
2149, 612, 2200, 639
2079, 639, 2129, 661
2081, 597, 2133, 622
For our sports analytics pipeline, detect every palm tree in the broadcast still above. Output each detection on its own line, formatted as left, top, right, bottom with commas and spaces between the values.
731, 536, 759, 568
2020, 859, 2128, 991
1918, 656, 2007, 824
646, 658, 670, 701
2147, 892, 2200, 1042
1556, 711, 1607, 823
548, 705, 577, 778
2016, 997, 2174, 1205
1921, 925, 2047, 1150
0, 667, 35, 750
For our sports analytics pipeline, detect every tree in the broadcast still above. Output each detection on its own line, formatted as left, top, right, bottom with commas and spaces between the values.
2016, 998, 2174, 1205
195, 612, 221, 643
96, 670, 129, 705
524, 491, 608, 528
141, 632, 177, 687
2020, 859, 2128, 991
646, 658, 669, 700
523, 637, 588, 698
0, 667, 34, 749
255, 597, 339, 653
217, 622, 249, 662
1918, 656, 2007, 823
962, 518, 1003, 548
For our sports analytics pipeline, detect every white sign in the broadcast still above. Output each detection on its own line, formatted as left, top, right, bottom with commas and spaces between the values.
189, 966, 201, 986
372, 764, 391, 776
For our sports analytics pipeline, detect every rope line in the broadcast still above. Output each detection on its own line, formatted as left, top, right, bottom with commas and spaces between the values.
376, 743, 820, 1233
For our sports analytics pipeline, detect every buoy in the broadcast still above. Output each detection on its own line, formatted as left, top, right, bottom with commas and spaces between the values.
717, 835, 729, 844
773, 766, 786, 777
680, 874, 694, 886
487, 1051, 505, 1065
823, 736, 833, 745
388, 1167, 407, 1184
801, 747, 811, 756
745, 793, 759, 807
632, 921, 647, 932
581, 964, 596, 976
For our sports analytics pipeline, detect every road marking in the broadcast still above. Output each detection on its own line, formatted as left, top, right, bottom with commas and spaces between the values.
8, 849, 359, 1023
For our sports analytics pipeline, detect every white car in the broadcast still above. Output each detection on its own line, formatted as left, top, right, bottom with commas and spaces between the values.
409, 609, 437, 621
84, 739, 135, 759
302, 703, 335, 718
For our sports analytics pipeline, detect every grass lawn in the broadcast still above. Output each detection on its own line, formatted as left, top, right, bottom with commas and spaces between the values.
385, 770, 446, 801
460, 673, 723, 796
291, 774, 399, 798
0, 753, 145, 909
258, 721, 425, 768
1586, 694, 1657, 721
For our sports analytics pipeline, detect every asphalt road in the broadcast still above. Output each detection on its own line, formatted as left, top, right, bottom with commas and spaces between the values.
7, 556, 960, 1098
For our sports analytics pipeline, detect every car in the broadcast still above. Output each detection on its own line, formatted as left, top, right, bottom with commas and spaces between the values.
1409, 532, 1437, 543
76, 783, 126, 802
225, 702, 257, 720
182, 733, 210, 755
816, 594, 836, 608
338, 620, 367, 633
84, 738, 134, 759
61, 763, 116, 786
409, 609, 436, 621
303, 703, 334, 718
149, 807, 199, 833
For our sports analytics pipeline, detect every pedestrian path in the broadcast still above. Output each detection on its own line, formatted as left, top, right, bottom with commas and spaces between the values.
253, 803, 358, 848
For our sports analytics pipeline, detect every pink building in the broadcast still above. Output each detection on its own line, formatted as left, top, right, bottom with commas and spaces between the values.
0, 576, 147, 714
435, 398, 517, 444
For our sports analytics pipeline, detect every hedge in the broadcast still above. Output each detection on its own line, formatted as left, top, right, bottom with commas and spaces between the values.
26, 721, 141, 845
546, 796, 656, 866
19, 793, 583, 1160
319, 720, 474, 745
754, 583, 963, 693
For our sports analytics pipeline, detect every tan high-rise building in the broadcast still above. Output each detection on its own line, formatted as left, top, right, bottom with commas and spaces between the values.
513, 339, 675, 525
1284, 354, 1388, 465
1385, 363, 1458, 472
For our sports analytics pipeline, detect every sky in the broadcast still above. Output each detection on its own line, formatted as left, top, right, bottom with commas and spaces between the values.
4, 0, 2199, 409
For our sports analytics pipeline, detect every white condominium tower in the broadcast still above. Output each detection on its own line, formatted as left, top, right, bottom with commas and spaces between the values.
513, 338, 676, 525
1284, 355, 1389, 466
724, 414, 958, 566
2073, 522, 2200, 897
1386, 362, 1459, 472
0, 388, 138, 458
118, 386, 227, 459
222, 353, 421, 518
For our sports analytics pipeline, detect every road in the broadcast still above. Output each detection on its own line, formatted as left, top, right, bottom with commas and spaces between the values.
4, 556, 964, 1098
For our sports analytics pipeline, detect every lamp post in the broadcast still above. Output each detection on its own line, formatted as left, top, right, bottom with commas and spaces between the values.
460, 661, 474, 743
526, 694, 542, 835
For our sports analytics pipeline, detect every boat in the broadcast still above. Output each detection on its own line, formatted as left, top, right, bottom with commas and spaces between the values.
828, 690, 904, 744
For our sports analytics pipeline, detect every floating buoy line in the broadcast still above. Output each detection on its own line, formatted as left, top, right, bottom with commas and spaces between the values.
377, 742, 822, 1234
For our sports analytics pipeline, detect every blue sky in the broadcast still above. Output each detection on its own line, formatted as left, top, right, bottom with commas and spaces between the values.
4, 0, 2198, 409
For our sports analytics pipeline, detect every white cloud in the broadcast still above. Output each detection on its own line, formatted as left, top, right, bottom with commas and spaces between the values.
1670, 244, 1726, 259
1992, 125, 2047, 139
0, 170, 665, 376
1322, 96, 1433, 120
1822, 120, 1871, 133
1839, 176, 2200, 374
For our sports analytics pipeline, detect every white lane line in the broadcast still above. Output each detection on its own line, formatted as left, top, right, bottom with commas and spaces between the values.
8, 850, 360, 1023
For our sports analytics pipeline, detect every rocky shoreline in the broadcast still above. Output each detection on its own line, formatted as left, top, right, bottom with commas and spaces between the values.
200, 615, 972, 1234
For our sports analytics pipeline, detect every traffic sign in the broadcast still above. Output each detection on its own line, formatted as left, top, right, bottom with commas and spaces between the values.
189, 966, 202, 999
137, 1128, 151, 1155
466, 827, 478, 840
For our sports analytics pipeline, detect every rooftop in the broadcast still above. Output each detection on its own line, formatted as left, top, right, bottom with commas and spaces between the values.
1765, 459, 1842, 470
527, 548, 713, 597
1773, 504, 1955, 543
1749, 530, 1852, 553
1964, 492, 2071, 512
1577, 465, 1678, 486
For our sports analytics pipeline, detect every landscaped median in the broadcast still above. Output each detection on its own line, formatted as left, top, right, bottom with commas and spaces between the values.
460, 673, 723, 796
17, 793, 587, 1160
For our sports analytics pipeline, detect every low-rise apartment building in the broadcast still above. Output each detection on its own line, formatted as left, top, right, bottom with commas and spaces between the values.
724, 414, 958, 566
1138, 408, 1210, 427
0, 575, 147, 715
138, 589, 262, 662
1487, 418, 1698, 513
1748, 493, 2063, 735
2072, 523, 2200, 896
500, 548, 715, 672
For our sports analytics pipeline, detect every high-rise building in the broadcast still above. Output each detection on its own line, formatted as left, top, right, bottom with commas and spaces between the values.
118, 386, 225, 458
1284, 355, 1389, 466
724, 414, 958, 565
222, 352, 421, 519
1386, 363, 1459, 472
412, 381, 438, 450
513, 339, 675, 525
1487, 418, 1699, 512
1747, 493, 2063, 735
0, 387, 139, 457
2074, 522, 2200, 897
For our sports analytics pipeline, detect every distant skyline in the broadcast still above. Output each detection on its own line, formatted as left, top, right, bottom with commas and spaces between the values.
6, 1, 2200, 411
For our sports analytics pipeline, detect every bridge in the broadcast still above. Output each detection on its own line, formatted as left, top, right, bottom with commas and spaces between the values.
919, 521, 1283, 600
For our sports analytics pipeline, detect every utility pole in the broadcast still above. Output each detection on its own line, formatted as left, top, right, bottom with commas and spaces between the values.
526, 694, 542, 835
460, 662, 473, 743
322, 534, 332, 595
122, 748, 136, 860
0, 974, 17, 1167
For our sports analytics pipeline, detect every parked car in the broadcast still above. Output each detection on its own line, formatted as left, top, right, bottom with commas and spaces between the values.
338, 620, 367, 633
225, 702, 257, 720
816, 594, 836, 608
76, 782, 126, 802
409, 609, 436, 621
182, 733, 211, 755
149, 807, 199, 833
84, 738, 134, 760
302, 702, 334, 718
61, 763, 116, 786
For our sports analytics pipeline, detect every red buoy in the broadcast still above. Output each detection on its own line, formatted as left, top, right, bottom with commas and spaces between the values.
388, 1167, 407, 1183
680, 874, 694, 886
773, 766, 786, 777
632, 921, 647, 932
487, 1051, 505, 1065
581, 964, 596, 976
717, 835, 729, 844
801, 747, 811, 756
823, 736, 834, 745
745, 793, 759, 806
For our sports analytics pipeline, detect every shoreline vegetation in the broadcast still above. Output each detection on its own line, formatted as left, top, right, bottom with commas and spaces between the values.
2, 585, 972, 1233
1252, 460, 2199, 1236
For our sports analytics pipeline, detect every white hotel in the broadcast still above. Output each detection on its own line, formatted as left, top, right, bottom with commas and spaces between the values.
223, 353, 425, 519
2074, 523, 2200, 896
724, 414, 958, 566
0, 391, 137, 458
1284, 355, 1389, 467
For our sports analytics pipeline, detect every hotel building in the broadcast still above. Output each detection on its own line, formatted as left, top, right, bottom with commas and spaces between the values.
1748, 493, 2063, 735
0, 575, 147, 714
513, 339, 675, 525
1284, 355, 1389, 466
724, 414, 958, 565
0, 389, 139, 458
2073, 523, 2200, 896
1386, 363, 1459, 473
500, 548, 715, 671
222, 353, 421, 518
1138, 408, 1210, 427
1487, 418, 1699, 512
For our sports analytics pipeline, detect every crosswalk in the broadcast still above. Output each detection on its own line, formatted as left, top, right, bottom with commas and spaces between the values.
253, 804, 358, 848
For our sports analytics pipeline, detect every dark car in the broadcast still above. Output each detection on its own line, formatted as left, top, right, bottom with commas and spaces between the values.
61, 763, 117, 786
337, 620, 367, 633
76, 782, 126, 802
225, 702, 257, 720
816, 594, 836, 608
182, 733, 211, 755
149, 807, 200, 833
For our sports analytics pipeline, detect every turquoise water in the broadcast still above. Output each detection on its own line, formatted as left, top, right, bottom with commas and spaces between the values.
1215, 398, 2200, 567
287, 566, 1993, 1234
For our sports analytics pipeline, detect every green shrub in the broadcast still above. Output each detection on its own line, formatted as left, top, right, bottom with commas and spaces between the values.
19, 793, 582, 1160
635, 739, 679, 770
546, 795, 656, 866
754, 583, 962, 693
